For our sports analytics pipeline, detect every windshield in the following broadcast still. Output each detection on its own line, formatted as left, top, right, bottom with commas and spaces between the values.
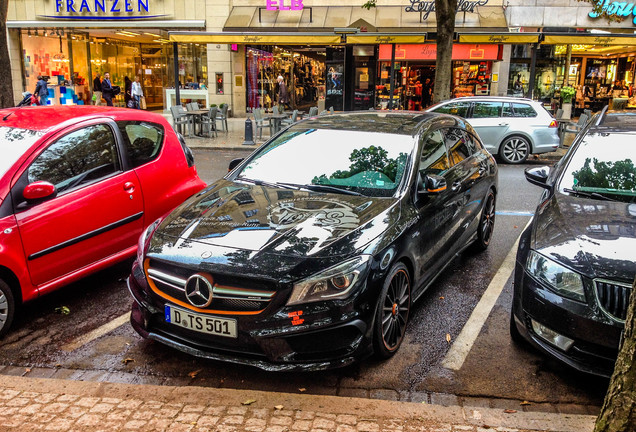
0, 127, 43, 178
234, 128, 414, 197
559, 132, 636, 203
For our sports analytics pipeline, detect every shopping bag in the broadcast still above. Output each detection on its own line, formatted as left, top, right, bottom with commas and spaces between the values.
92, 93, 97, 102
140, 96, 147, 110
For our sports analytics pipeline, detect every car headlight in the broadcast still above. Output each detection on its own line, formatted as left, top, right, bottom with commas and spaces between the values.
287, 255, 372, 306
137, 218, 162, 264
526, 250, 585, 302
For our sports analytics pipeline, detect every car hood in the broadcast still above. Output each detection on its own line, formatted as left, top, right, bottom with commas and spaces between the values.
532, 192, 636, 282
149, 180, 398, 265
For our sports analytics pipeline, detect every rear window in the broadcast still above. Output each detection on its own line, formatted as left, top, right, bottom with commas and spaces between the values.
511, 103, 537, 118
0, 127, 43, 178
431, 101, 470, 117
472, 102, 503, 118
117, 121, 164, 168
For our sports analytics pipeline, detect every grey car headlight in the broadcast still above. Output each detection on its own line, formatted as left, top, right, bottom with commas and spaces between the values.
526, 250, 585, 302
287, 255, 372, 306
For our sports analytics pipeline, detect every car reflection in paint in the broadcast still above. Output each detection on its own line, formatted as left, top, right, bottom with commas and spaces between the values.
128, 111, 498, 371
510, 109, 636, 377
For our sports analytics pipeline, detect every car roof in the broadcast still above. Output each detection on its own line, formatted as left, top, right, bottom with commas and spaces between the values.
590, 111, 636, 131
295, 111, 463, 136
441, 96, 538, 104
0, 106, 167, 133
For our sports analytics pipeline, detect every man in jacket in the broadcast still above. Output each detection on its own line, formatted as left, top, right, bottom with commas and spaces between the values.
277, 75, 289, 110
34, 76, 49, 106
101, 72, 114, 106
93, 74, 102, 105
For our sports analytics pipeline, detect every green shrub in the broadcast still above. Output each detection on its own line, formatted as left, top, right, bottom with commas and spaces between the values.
560, 86, 576, 103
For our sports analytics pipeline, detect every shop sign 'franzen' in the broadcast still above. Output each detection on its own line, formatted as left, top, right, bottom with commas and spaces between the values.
50, 0, 161, 19
589, 0, 636, 25
405, 0, 489, 20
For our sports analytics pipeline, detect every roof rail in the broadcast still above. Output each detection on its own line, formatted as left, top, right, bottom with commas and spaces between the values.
595, 105, 609, 126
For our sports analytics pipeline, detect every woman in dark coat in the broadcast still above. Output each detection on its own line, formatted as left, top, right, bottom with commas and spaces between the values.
124, 76, 132, 108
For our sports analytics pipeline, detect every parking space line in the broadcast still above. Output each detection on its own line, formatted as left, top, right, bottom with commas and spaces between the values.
441, 220, 531, 371
62, 312, 130, 352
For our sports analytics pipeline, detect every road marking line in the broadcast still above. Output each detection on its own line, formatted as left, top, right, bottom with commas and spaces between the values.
62, 312, 130, 352
441, 219, 532, 371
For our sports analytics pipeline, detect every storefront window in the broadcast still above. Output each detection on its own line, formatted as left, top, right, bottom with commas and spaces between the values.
22, 31, 71, 94
246, 45, 325, 111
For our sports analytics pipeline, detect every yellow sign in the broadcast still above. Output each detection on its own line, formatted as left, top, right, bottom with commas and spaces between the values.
543, 35, 636, 45
170, 33, 342, 45
347, 34, 426, 44
459, 34, 540, 44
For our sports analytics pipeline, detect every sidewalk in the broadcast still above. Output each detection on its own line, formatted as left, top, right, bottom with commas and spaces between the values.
170, 115, 570, 164
0, 373, 595, 432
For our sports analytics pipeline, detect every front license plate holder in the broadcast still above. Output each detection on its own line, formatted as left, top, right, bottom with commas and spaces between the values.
165, 304, 237, 338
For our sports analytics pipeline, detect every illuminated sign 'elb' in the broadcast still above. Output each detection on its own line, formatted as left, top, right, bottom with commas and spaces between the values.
55, 0, 150, 13
589, 0, 636, 24
266, 0, 304, 11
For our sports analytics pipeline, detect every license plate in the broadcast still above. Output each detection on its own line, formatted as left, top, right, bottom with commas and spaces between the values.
165, 305, 237, 338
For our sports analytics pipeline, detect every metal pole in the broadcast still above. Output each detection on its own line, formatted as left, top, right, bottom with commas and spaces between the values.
173, 42, 181, 106
527, 43, 537, 99
389, 43, 396, 109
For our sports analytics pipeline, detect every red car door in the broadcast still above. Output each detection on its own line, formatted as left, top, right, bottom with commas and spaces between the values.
12, 121, 144, 289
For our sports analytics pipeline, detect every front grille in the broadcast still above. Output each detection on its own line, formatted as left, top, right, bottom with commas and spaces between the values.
146, 260, 276, 313
594, 279, 633, 322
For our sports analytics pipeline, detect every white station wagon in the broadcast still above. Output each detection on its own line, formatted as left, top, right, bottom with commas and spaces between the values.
427, 96, 560, 164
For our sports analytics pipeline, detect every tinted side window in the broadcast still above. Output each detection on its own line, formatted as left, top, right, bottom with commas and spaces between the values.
502, 103, 513, 117
512, 103, 537, 117
28, 124, 120, 194
118, 121, 164, 168
471, 102, 503, 118
444, 128, 472, 165
419, 130, 450, 174
432, 101, 470, 118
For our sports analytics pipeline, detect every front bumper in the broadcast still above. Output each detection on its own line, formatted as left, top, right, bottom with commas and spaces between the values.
127, 261, 376, 371
511, 260, 622, 378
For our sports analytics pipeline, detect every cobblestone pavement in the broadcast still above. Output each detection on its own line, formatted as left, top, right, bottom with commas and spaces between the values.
0, 375, 594, 432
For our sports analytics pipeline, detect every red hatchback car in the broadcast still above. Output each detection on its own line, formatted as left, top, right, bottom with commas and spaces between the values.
0, 106, 206, 337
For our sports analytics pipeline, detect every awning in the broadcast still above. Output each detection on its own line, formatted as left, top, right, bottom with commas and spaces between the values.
7, 20, 205, 29
223, 5, 507, 32
542, 33, 636, 45
459, 33, 541, 44
347, 34, 427, 44
169, 32, 342, 45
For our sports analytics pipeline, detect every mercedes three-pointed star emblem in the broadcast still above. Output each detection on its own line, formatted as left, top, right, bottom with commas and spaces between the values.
184, 274, 214, 308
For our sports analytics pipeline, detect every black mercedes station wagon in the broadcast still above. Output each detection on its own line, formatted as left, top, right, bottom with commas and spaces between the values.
511, 109, 636, 377
128, 112, 498, 371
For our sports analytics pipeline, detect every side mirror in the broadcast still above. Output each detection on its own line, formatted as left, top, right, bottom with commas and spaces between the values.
524, 166, 551, 190
422, 174, 447, 194
23, 181, 56, 202
228, 158, 244, 172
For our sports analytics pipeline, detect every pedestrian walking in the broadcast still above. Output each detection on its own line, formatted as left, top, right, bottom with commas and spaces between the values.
101, 72, 114, 106
131, 75, 144, 109
124, 76, 133, 108
277, 75, 290, 110
93, 74, 102, 105
421, 78, 432, 109
34, 75, 49, 106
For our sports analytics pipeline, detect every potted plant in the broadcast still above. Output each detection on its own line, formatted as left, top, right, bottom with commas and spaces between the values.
560, 86, 576, 119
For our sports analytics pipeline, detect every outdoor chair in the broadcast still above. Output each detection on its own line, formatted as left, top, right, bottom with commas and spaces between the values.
308, 106, 318, 117
253, 108, 272, 139
170, 105, 191, 137
216, 104, 229, 132
329, 106, 334, 114
281, 109, 298, 127
561, 113, 589, 146
199, 106, 218, 138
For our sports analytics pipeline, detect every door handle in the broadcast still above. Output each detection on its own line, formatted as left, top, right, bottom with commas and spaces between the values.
124, 182, 136, 193
498, 123, 509, 126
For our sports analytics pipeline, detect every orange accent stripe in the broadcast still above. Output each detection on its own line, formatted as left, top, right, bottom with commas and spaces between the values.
143, 259, 265, 316
427, 187, 446, 193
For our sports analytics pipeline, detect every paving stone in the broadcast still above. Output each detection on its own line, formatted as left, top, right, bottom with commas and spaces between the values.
292, 419, 313, 430
270, 415, 293, 426
227, 406, 248, 415
357, 420, 380, 431
222, 415, 245, 425
336, 414, 358, 425
89, 402, 115, 414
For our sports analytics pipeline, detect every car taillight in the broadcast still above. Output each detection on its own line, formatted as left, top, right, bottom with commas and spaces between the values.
549, 120, 558, 128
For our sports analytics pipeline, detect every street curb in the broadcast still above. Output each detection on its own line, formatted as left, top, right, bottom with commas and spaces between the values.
1, 374, 595, 432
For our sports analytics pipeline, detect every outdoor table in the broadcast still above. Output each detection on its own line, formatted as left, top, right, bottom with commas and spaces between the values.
184, 109, 211, 137
265, 113, 289, 135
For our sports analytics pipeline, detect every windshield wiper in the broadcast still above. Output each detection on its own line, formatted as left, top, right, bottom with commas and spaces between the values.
236, 177, 299, 190
563, 188, 619, 202
279, 182, 365, 196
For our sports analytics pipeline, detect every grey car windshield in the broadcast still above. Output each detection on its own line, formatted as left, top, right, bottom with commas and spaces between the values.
560, 132, 636, 202
235, 128, 413, 197
0, 127, 44, 178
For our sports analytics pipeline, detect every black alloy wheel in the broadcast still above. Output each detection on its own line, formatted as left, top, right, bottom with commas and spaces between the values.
472, 190, 496, 252
0, 279, 15, 338
500, 135, 530, 164
374, 262, 411, 359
